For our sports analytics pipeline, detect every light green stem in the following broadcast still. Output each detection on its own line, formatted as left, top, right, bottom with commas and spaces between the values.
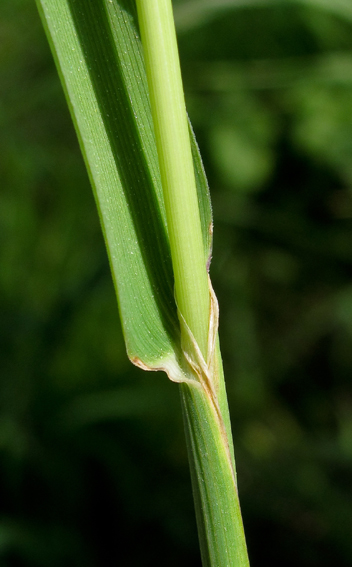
136, 2, 250, 566
136, 0, 210, 358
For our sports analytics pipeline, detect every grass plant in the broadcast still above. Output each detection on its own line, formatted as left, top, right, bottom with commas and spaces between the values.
2, 0, 352, 564
35, 0, 249, 564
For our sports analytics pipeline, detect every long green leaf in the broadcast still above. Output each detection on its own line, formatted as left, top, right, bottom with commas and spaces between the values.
35, 0, 212, 374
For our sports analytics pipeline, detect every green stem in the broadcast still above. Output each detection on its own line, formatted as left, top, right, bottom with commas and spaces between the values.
136, 0, 210, 358
136, 2, 250, 566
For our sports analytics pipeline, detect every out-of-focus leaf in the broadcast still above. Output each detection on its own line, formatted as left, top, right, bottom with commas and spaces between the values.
174, 0, 352, 33
288, 84, 352, 185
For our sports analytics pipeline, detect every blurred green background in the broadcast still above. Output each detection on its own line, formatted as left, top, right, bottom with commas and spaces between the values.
1, 0, 352, 565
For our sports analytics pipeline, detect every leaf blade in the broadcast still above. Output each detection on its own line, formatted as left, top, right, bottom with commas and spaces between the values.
36, 0, 213, 369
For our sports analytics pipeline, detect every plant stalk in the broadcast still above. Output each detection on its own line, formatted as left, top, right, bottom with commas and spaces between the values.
136, 1, 250, 565
136, 0, 210, 358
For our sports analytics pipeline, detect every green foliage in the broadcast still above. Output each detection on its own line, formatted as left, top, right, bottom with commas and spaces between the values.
1, 0, 352, 565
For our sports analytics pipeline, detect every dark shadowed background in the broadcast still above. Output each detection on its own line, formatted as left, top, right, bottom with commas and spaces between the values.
1, 0, 352, 565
